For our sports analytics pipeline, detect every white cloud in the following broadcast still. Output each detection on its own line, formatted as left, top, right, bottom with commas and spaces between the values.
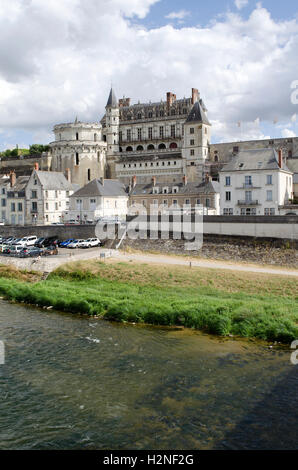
165, 10, 190, 20
235, 0, 249, 10
281, 128, 296, 138
0, 1, 297, 147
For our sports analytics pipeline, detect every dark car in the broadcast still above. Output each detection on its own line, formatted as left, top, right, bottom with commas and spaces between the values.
42, 245, 58, 256
20, 247, 43, 258
34, 237, 46, 247
35, 236, 59, 248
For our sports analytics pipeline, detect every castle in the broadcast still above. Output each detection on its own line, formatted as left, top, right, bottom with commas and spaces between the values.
0, 87, 297, 190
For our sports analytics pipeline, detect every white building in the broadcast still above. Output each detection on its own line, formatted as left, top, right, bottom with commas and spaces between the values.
219, 148, 293, 216
25, 167, 75, 225
0, 175, 10, 223
7, 174, 29, 225
68, 178, 128, 223
49, 120, 107, 187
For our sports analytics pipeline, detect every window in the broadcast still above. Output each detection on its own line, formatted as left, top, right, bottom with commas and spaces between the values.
196, 199, 201, 204
137, 113, 142, 120
233, 146, 239, 153
31, 190, 37, 198
170, 125, 175, 137
127, 129, 131, 140
76, 199, 82, 210
94, 134, 97, 142
34, 179, 37, 185
31, 202, 37, 211
245, 176, 252, 187
11, 203, 16, 212
265, 208, 275, 215
46, 203, 49, 210
18, 203, 22, 212
266, 190, 273, 201
1, 199, 6, 207
225, 176, 231, 186
76, 132, 79, 140
190, 161, 195, 165
137, 128, 142, 140
148, 127, 153, 139
245, 191, 252, 202
148, 112, 153, 118
90, 199, 96, 210
1, 188, 5, 195
206, 199, 210, 207
185, 199, 190, 205
55, 191, 58, 198
55, 203, 58, 210
190, 139, 195, 146
266, 175, 272, 185
190, 128, 194, 134
173, 199, 178, 205
225, 191, 231, 201
159, 126, 164, 138
223, 208, 233, 215
119, 131, 122, 142
87, 169, 91, 181
190, 150, 195, 156
76, 152, 79, 165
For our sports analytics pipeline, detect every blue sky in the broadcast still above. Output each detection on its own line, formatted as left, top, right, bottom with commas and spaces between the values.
0, 0, 298, 150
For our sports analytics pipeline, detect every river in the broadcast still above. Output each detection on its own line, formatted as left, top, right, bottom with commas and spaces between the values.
0, 300, 297, 450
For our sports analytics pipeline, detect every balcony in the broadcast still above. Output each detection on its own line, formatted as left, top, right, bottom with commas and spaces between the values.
237, 200, 260, 206
235, 184, 261, 189
120, 134, 182, 144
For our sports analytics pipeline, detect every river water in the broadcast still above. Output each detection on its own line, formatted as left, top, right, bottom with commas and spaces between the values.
0, 300, 297, 450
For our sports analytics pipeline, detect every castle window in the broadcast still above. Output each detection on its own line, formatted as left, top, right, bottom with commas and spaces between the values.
136, 145, 143, 151
76, 152, 80, 165
205, 128, 207, 134
170, 142, 177, 149
147, 144, 154, 150
94, 134, 97, 142
190, 139, 194, 146
160, 110, 164, 117
76, 132, 79, 140
148, 127, 153, 139
170, 125, 175, 137
137, 128, 142, 140
87, 169, 91, 181
183, 108, 187, 114
233, 146, 239, 153
137, 113, 142, 119
190, 150, 195, 156
103, 135, 106, 142
119, 131, 122, 142
190, 161, 195, 165
158, 143, 166, 150
159, 126, 164, 138
171, 109, 176, 116
190, 128, 194, 134
214, 155, 218, 162
126, 146, 133, 152
148, 112, 153, 118
127, 129, 131, 140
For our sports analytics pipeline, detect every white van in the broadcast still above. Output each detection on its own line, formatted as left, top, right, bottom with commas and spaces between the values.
9, 245, 23, 256
18, 236, 37, 247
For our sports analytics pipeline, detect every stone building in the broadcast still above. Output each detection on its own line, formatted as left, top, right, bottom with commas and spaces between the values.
0, 175, 10, 223
129, 175, 220, 215
219, 148, 293, 216
6, 173, 29, 225
68, 178, 128, 223
49, 120, 107, 187
101, 87, 212, 185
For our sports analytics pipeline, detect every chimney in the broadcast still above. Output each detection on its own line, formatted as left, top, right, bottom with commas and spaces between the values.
278, 149, 283, 168
152, 176, 156, 187
132, 175, 137, 188
34, 162, 39, 171
191, 88, 199, 104
65, 168, 71, 183
99, 177, 104, 186
166, 92, 176, 108
10, 170, 16, 188
118, 97, 131, 107
205, 172, 211, 183
183, 175, 187, 186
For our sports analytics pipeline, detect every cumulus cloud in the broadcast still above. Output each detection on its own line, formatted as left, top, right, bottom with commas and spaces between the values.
281, 128, 296, 138
0, 0, 297, 149
235, 0, 249, 10
165, 10, 190, 20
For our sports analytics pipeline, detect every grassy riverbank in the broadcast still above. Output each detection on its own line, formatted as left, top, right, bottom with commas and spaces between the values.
0, 261, 297, 343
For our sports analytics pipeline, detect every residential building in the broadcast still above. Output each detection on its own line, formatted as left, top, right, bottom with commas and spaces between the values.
219, 148, 293, 216
68, 178, 128, 223
0, 175, 10, 223
25, 166, 75, 225
129, 175, 220, 215
7, 173, 29, 225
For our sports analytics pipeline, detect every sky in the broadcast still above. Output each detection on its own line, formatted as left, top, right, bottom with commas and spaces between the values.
0, 0, 298, 150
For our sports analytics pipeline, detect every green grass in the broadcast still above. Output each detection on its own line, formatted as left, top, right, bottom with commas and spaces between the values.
0, 261, 297, 343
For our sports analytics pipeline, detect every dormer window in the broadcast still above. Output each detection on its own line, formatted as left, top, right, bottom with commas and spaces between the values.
162, 187, 168, 194
172, 187, 179, 194
152, 187, 159, 194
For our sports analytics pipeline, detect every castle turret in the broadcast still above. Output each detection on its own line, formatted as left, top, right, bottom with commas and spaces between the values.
105, 87, 119, 178
182, 97, 211, 182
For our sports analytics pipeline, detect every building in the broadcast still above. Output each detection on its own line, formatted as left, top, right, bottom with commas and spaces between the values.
0, 175, 10, 223
7, 173, 29, 225
101, 87, 212, 184
24, 166, 75, 225
219, 148, 293, 216
129, 175, 220, 215
68, 178, 128, 223
49, 120, 107, 187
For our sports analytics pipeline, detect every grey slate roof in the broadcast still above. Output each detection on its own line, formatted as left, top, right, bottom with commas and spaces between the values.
186, 99, 211, 125
106, 87, 117, 108
293, 173, 298, 184
130, 180, 219, 196
220, 148, 292, 172
287, 159, 298, 173
36, 171, 72, 190
72, 179, 128, 198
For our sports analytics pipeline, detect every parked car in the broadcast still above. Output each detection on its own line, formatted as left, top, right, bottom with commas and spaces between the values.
35, 236, 59, 248
42, 245, 58, 256
67, 239, 85, 248
0, 244, 9, 253
59, 238, 74, 247
18, 236, 38, 247
8, 245, 23, 256
80, 238, 101, 248
19, 247, 43, 258
11, 238, 22, 245
2, 246, 12, 254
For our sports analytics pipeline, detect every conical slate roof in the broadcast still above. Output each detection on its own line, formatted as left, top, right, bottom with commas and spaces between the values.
186, 100, 211, 125
106, 87, 117, 108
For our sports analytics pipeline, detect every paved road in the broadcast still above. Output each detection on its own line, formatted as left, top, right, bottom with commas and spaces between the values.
114, 251, 298, 277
